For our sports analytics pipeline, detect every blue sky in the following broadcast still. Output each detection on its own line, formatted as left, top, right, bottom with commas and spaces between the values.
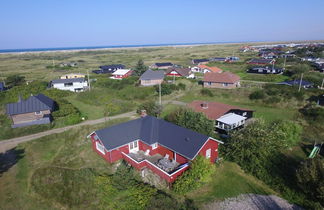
1, 0, 324, 49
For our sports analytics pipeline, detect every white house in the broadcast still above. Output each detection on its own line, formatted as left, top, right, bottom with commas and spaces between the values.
109, 69, 132, 80
50, 78, 88, 92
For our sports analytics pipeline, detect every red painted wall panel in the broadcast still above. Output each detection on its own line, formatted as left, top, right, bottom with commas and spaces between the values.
198, 139, 219, 163
175, 153, 188, 164
151, 144, 174, 160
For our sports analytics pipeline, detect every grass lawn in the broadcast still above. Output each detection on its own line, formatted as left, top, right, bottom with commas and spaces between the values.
179, 86, 298, 122
186, 161, 275, 205
67, 95, 105, 120
0, 116, 278, 209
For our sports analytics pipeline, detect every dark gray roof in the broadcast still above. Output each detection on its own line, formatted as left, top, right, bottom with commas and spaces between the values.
51, 77, 85, 84
140, 69, 165, 80
99, 64, 125, 71
277, 80, 313, 87
95, 116, 212, 160
192, 59, 209, 64
6, 94, 55, 115
154, 62, 173, 67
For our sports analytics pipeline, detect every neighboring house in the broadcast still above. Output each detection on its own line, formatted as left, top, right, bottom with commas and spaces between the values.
6, 94, 55, 128
300, 57, 317, 62
165, 68, 194, 78
317, 95, 324, 106
203, 72, 240, 89
59, 62, 78, 67
192, 65, 223, 74
210, 57, 227, 62
277, 80, 313, 89
110, 69, 133, 79
60, 73, 85, 79
247, 66, 283, 74
150, 62, 174, 69
247, 58, 275, 65
0, 82, 5, 91
188, 100, 253, 132
226, 56, 240, 62
259, 52, 278, 59
192, 59, 209, 65
88, 115, 223, 183
93, 64, 125, 74
50, 78, 88, 92
139, 69, 165, 86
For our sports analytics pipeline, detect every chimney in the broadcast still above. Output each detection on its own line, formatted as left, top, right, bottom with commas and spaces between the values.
140, 110, 147, 118
201, 102, 208, 109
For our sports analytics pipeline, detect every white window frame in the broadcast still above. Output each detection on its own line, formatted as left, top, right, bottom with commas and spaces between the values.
96, 142, 105, 155
152, 143, 158, 150
129, 140, 139, 153
206, 148, 211, 159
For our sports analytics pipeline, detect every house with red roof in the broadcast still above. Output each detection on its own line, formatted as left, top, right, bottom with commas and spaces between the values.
188, 101, 254, 132
203, 72, 240, 89
88, 114, 223, 183
191, 65, 223, 74
165, 67, 194, 78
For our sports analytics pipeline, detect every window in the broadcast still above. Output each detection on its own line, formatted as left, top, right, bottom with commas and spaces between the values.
208, 82, 212, 85
152, 143, 158, 149
96, 142, 105, 155
243, 112, 247, 116
35, 111, 42, 115
223, 83, 228, 87
206, 148, 211, 158
64, 82, 73, 87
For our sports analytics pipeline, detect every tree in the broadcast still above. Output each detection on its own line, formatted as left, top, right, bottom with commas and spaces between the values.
137, 101, 161, 117
223, 119, 287, 178
173, 155, 214, 194
134, 59, 148, 76
273, 120, 302, 147
165, 108, 214, 136
5, 75, 25, 87
296, 158, 324, 206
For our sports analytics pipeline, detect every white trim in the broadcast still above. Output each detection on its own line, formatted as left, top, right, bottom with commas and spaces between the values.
151, 143, 158, 149
191, 137, 223, 160
87, 131, 95, 138
121, 152, 189, 177
96, 141, 106, 155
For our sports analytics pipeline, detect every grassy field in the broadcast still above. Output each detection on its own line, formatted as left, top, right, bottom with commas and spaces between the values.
0, 43, 289, 83
0, 117, 276, 209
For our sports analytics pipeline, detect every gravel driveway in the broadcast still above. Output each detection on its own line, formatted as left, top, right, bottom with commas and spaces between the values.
202, 194, 303, 210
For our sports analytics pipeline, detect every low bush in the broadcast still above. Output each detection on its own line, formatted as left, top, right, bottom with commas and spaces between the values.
173, 155, 214, 194
249, 90, 265, 100
201, 88, 214, 97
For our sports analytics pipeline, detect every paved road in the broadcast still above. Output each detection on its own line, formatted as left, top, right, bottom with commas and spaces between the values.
0, 98, 189, 153
0, 111, 136, 153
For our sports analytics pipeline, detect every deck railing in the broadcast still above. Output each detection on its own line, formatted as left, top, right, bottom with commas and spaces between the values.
121, 152, 189, 182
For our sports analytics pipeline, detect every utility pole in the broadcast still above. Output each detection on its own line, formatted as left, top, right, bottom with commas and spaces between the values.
87, 70, 91, 91
173, 74, 175, 84
298, 73, 304, 92
283, 55, 287, 70
159, 83, 162, 106
321, 77, 324, 89
52, 58, 55, 67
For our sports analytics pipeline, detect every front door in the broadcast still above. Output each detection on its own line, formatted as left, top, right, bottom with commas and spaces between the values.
129, 140, 139, 153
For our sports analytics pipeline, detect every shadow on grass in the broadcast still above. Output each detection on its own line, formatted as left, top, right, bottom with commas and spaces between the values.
0, 147, 25, 176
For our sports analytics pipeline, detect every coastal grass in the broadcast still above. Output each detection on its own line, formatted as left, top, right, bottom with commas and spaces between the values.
0, 116, 276, 209
186, 161, 275, 205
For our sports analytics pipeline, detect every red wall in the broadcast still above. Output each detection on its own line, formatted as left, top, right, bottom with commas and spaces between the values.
91, 134, 112, 162
175, 153, 188, 164
198, 138, 219, 163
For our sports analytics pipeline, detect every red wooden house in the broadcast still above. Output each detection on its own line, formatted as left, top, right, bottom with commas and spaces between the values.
88, 115, 223, 183
110, 69, 133, 79
165, 67, 194, 78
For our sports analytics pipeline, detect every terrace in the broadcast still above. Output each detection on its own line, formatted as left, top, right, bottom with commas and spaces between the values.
122, 150, 189, 182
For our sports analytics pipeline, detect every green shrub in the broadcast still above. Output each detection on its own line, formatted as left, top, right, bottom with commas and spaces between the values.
137, 101, 161, 117
296, 158, 324, 207
177, 83, 186, 90
201, 88, 214, 97
249, 90, 265, 100
173, 155, 214, 194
